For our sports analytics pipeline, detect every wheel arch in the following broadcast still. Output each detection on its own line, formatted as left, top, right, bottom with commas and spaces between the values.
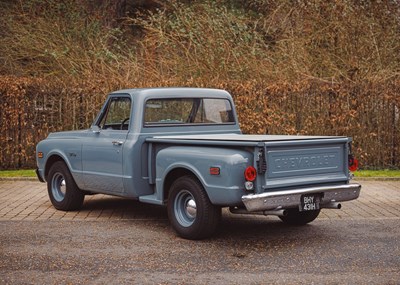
163, 167, 204, 202
44, 154, 68, 180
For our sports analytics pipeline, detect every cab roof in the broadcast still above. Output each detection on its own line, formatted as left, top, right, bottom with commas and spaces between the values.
110, 87, 232, 100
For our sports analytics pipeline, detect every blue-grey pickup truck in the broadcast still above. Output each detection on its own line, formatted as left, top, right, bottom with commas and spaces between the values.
36, 88, 361, 239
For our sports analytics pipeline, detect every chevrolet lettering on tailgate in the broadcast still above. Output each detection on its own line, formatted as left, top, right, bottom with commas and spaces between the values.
274, 153, 337, 170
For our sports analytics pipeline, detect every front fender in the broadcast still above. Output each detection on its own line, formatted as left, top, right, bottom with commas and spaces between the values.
37, 139, 83, 187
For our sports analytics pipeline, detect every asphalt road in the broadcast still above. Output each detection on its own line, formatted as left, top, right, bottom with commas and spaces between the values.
0, 180, 399, 284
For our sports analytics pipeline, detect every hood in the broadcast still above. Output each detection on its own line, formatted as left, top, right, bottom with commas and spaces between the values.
47, 129, 89, 139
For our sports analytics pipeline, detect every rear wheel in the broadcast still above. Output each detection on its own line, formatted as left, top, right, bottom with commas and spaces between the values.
47, 161, 84, 211
279, 208, 320, 226
167, 176, 221, 240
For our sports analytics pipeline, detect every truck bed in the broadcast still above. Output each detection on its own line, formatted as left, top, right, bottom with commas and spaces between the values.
147, 133, 351, 191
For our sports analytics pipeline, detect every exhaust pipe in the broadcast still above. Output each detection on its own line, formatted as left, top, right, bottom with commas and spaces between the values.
321, 202, 342, 209
263, 209, 288, 217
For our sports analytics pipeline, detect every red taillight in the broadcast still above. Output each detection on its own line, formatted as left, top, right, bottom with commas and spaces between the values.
244, 166, 257, 181
348, 156, 359, 172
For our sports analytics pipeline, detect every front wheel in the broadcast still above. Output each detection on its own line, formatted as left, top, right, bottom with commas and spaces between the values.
167, 176, 221, 240
47, 161, 84, 211
279, 208, 320, 226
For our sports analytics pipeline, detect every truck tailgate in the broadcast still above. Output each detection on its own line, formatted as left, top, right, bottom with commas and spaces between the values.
263, 137, 349, 190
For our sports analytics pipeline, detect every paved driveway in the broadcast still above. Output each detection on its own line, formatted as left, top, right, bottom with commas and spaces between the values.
1, 180, 399, 221
0, 180, 399, 284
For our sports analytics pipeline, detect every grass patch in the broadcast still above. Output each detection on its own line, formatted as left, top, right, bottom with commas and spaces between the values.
354, 170, 400, 178
0, 169, 36, 178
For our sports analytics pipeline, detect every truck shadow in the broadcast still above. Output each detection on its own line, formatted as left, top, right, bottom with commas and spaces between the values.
81, 195, 168, 220
81, 196, 330, 242
217, 215, 324, 239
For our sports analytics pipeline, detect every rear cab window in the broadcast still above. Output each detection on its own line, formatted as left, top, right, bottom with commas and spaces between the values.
144, 98, 235, 127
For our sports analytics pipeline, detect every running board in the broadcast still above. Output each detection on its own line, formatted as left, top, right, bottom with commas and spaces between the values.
139, 194, 164, 205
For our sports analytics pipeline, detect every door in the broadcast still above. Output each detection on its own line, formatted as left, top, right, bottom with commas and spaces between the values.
82, 96, 132, 193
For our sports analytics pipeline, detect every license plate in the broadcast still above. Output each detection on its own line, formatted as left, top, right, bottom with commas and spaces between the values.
300, 194, 321, 212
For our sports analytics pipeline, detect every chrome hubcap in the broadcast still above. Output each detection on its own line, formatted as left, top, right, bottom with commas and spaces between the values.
174, 190, 197, 227
186, 199, 197, 218
51, 172, 66, 202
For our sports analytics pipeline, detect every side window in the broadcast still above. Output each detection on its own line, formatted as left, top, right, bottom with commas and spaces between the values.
98, 97, 131, 130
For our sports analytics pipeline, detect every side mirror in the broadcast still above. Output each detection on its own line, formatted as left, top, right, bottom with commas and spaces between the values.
91, 125, 101, 134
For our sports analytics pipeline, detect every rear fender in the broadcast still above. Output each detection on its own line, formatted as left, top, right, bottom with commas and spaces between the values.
156, 146, 252, 205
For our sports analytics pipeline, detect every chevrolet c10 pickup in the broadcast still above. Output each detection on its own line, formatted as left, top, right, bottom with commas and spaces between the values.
36, 88, 361, 239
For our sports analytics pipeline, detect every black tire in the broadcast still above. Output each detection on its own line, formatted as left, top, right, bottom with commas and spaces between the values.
167, 176, 221, 240
47, 161, 84, 211
279, 208, 320, 226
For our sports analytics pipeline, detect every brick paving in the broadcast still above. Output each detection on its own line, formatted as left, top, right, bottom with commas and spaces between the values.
0, 180, 399, 221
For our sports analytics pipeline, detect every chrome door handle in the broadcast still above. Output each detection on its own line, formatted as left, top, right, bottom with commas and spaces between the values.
112, 141, 123, 146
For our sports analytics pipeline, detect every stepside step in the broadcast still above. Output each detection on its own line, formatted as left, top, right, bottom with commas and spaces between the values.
139, 194, 164, 205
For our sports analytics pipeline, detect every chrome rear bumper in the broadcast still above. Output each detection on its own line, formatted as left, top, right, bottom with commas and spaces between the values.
242, 183, 361, 212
